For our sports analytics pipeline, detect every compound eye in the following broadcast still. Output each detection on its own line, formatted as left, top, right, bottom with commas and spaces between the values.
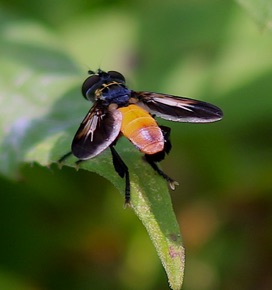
107, 71, 126, 83
81, 75, 101, 100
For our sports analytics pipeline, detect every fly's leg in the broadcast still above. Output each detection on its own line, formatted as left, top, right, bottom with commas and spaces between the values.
58, 152, 85, 170
160, 125, 172, 154
58, 146, 131, 205
58, 152, 73, 167
144, 125, 179, 190
144, 154, 179, 190
110, 145, 130, 205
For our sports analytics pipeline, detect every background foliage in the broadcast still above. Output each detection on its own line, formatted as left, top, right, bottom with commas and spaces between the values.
1, 0, 272, 289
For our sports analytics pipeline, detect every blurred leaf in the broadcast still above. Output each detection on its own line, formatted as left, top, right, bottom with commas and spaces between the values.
237, 0, 272, 29
0, 271, 35, 290
0, 14, 184, 289
0, 19, 80, 176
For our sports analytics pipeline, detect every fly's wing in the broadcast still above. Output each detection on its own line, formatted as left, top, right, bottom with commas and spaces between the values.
132, 91, 223, 123
72, 102, 122, 160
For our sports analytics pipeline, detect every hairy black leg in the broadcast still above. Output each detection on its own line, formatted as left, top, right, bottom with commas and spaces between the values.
58, 152, 86, 170
144, 154, 178, 190
110, 146, 130, 205
75, 159, 85, 165
159, 125, 172, 154
58, 151, 73, 164
145, 125, 178, 190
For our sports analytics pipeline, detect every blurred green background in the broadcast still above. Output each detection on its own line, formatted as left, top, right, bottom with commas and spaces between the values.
1, 0, 272, 289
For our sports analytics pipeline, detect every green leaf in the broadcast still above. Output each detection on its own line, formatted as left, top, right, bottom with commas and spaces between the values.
236, 0, 272, 30
0, 270, 33, 290
0, 16, 184, 289
54, 142, 185, 290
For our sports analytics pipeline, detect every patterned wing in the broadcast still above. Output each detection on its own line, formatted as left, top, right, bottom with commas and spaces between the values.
72, 103, 122, 160
133, 91, 223, 123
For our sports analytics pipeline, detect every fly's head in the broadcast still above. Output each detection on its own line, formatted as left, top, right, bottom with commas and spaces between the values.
81, 70, 126, 103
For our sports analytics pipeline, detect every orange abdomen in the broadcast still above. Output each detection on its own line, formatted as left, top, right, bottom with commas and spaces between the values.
118, 104, 164, 154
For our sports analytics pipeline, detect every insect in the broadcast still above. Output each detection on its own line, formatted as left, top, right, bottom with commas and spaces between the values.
59, 69, 223, 204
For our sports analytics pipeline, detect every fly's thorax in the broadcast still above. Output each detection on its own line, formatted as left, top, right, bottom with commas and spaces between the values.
95, 82, 131, 106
